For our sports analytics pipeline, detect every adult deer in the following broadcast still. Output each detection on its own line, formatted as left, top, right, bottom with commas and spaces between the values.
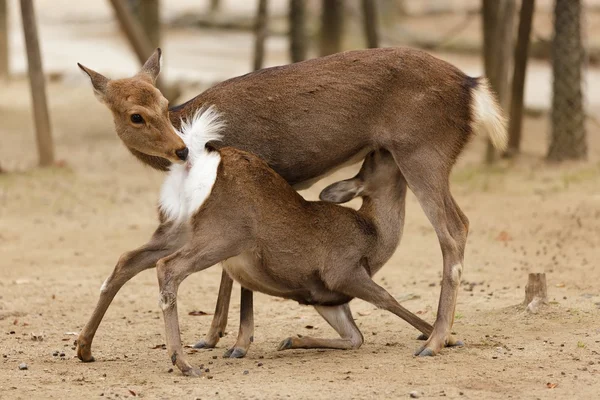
76, 47, 506, 362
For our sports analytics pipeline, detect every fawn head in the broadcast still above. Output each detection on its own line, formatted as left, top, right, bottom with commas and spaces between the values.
78, 49, 188, 164
319, 150, 402, 203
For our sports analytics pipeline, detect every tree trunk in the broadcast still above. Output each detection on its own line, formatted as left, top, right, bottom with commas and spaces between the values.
289, 0, 307, 63
137, 0, 160, 49
482, 0, 516, 164
0, 0, 8, 80
209, 0, 221, 13
20, 0, 54, 167
361, 0, 379, 48
319, 0, 344, 56
548, 0, 587, 161
253, 0, 268, 71
505, 0, 535, 157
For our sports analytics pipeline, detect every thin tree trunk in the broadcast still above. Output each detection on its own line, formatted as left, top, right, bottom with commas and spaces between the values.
253, 0, 268, 71
361, 0, 379, 48
482, 0, 516, 164
20, 0, 54, 167
548, 0, 586, 161
505, 0, 535, 157
289, 0, 307, 63
319, 0, 344, 56
0, 0, 8, 80
209, 0, 221, 13
137, 0, 160, 49
108, 0, 155, 65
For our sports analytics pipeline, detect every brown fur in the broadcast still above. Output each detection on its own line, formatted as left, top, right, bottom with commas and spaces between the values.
75, 47, 506, 364
157, 148, 439, 375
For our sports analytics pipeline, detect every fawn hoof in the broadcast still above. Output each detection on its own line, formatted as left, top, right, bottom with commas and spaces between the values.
76, 341, 95, 363
193, 339, 216, 349
182, 367, 203, 377
277, 337, 293, 351
415, 346, 436, 357
223, 347, 247, 359
416, 333, 429, 341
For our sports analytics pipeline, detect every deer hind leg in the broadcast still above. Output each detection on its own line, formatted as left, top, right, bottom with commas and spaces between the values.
223, 287, 254, 358
193, 269, 234, 349
277, 303, 364, 351
76, 222, 184, 362
392, 149, 466, 356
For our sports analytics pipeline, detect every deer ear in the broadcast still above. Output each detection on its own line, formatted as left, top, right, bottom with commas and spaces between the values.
77, 63, 109, 102
319, 178, 363, 204
138, 48, 162, 84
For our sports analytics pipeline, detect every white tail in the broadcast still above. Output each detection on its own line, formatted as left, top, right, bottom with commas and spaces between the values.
471, 78, 508, 151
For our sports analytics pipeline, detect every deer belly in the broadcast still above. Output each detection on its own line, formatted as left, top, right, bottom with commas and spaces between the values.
222, 251, 311, 301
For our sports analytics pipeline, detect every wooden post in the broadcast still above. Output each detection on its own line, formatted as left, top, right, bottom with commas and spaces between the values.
505, 0, 536, 157
209, 0, 221, 13
289, 0, 307, 63
108, 0, 155, 66
20, 0, 54, 166
253, 0, 268, 71
361, 0, 379, 48
523, 273, 548, 313
0, 0, 9, 80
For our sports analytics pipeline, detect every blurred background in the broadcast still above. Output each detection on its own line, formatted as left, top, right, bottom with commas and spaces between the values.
1, 1, 599, 399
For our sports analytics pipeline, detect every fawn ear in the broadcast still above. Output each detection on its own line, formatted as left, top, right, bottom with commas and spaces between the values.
78, 63, 109, 102
138, 48, 162, 84
319, 178, 363, 204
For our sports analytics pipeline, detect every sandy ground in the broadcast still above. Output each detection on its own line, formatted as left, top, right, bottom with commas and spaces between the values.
1, 75, 600, 400
1, 3, 600, 399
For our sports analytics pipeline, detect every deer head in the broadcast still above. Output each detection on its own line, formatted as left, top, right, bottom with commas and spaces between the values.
319, 150, 403, 203
78, 49, 188, 165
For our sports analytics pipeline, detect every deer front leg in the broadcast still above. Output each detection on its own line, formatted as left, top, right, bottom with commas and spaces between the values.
157, 242, 241, 376
193, 270, 234, 349
223, 287, 254, 358
77, 222, 183, 362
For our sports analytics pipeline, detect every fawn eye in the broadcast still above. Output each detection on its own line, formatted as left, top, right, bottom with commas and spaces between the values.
130, 114, 144, 124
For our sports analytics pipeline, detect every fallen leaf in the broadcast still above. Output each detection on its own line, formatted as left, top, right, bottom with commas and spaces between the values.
128, 389, 137, 396
150, 344, 166, 350
357, 311, 372, 317
496, 231, 512, 242
304, 325, 315, 329
555, 283, 565, 288
188, 310, 212, 316
546, 382, 558, 389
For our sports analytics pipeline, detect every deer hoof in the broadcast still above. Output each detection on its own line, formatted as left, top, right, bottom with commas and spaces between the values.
193, 339, 216, 349
415, 346, 436, 357
182, 367, 203, 377
277, 337, 293, 351
76, 342, 95, 363
223, 347, 247, 358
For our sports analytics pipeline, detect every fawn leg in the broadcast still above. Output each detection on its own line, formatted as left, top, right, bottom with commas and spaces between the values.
278, 303, 363, 351
158, 241, 243, 376
223, 287, 254, 358
77, 222, 184, 362
193, 269, 234, 349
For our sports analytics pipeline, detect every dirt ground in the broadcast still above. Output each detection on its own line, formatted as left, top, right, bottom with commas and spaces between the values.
1, 27, 600, 398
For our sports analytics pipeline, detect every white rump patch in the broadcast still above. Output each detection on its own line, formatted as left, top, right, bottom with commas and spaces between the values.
471, 78, 508, 151
159, 107, 225, 222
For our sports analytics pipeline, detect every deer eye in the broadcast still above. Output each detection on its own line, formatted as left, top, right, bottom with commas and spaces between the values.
130, 114, 144, 124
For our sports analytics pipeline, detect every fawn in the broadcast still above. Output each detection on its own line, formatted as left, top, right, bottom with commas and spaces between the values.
76, 46, 506, 363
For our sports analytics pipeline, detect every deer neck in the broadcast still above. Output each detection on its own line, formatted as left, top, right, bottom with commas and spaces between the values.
359, 187, 407, 261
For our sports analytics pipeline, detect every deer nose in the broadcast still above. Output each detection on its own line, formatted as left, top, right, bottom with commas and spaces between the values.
175, 147, 189, 161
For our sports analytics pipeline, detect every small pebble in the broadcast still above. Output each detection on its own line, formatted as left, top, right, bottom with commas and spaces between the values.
59, 353, 65, 358
167, 368, 173, 373
409, 390, 420, 398
243, 370, 249, 375
52, 351, 59, 357
212, 355, 218, 359
257, 362, 263, 367
205, 368, 210, 373
18, 363, 28, 370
